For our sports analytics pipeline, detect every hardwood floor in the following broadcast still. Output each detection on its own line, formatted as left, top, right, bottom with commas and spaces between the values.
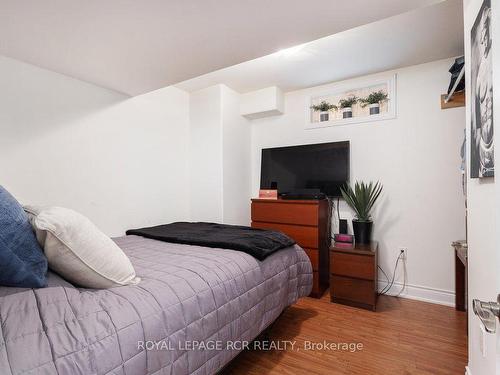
223, 292, 467, 374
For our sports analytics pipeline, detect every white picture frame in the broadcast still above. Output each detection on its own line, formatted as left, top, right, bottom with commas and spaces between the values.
305, 74, 397, 129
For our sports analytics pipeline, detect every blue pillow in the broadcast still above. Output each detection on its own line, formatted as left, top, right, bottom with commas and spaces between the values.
0, 186, 48, 288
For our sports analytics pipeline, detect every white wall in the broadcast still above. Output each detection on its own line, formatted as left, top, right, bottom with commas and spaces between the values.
221, 85, 251, 225
251, 58, 466, 304
0, 56, 190, 237
495, 1, 500, 368
189, 84, 251, 225
0, 57, 251, 238
494, 1, 500, 372
463, 0, 499, 374
189, 85, 224, 222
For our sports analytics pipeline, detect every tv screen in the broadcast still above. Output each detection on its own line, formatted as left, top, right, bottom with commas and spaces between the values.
260, 141, 350, 197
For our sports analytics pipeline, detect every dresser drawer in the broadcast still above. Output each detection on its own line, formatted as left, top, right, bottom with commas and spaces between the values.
331, 275, 376, 306
331, 252, 375, 280
252, 202, 318, 226
303, 248, 319, 271
251, 222, 318, 248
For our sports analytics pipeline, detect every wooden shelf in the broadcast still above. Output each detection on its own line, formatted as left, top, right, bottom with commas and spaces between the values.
441, 90, 465, 109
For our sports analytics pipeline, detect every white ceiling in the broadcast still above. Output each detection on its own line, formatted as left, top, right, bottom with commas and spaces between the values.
0, 0, 446, 96
176, 0, 464, 94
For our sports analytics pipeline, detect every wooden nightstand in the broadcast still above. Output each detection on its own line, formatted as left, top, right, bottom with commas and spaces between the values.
330, 241, 378, 311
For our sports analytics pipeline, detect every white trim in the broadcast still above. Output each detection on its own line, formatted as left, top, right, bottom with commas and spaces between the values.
305, 73, 397, 129
465, 365, 472, 375
378, 280, 455, 307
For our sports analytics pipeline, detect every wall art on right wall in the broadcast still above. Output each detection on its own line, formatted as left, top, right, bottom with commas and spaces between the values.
470, 0, 494, 178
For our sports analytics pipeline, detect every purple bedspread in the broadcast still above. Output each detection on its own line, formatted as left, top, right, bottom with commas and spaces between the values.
0, 235, 312, 375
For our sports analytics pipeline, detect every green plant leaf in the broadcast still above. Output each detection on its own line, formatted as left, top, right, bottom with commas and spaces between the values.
310, 100, 337, 112
338, 95, 359, 109
341, 180, 383, 221
359, 90, 389, 107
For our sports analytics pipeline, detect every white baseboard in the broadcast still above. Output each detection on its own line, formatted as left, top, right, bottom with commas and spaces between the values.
378, 281, 455, 307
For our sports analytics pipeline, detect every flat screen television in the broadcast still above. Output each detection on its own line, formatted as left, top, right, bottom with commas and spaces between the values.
260, 141, 350, 197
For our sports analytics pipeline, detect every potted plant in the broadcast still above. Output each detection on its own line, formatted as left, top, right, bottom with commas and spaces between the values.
338, 95, 358, 119
340, 181, 383, 244
359, 90, 388, 115
310, 101, 337, 122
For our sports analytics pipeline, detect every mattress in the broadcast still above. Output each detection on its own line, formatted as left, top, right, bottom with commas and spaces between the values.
0, 235, 312, 375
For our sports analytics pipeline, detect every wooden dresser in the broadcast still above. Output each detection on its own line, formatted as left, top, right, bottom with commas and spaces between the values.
330, 241, 378, 311
251, 198, 330, 298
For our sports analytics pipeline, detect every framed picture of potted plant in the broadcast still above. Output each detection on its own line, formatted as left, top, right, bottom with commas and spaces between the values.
306, 74, 396, 128
310, 101, 337, 122
340, 181, 383, 245
359, 90, 389, 115
338, 95, 358, 119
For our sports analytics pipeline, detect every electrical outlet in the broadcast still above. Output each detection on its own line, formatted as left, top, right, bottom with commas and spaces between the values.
398, 247, 408, 260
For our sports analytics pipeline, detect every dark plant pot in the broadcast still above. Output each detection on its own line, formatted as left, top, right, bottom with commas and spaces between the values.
368, 103, 380, 115
319, 111, 329, 122
352, 220, 373, 245
342, 107, 352, 119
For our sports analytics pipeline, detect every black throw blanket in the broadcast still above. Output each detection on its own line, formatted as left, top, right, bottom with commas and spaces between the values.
126, 222, 296, 261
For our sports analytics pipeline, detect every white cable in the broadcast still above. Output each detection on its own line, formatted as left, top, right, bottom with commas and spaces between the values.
379, 251, 407, 297
379, 253, 402, 295
395, 254, 407, 297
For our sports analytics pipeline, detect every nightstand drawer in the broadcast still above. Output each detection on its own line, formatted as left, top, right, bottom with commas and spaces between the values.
331, 252, 375, 280
331, 275, 376, 306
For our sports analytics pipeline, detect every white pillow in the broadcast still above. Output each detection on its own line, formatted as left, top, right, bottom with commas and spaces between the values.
24, 206, 140, 289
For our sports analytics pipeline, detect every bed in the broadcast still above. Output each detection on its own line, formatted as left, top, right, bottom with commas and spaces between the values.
0, 235, 312, 375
